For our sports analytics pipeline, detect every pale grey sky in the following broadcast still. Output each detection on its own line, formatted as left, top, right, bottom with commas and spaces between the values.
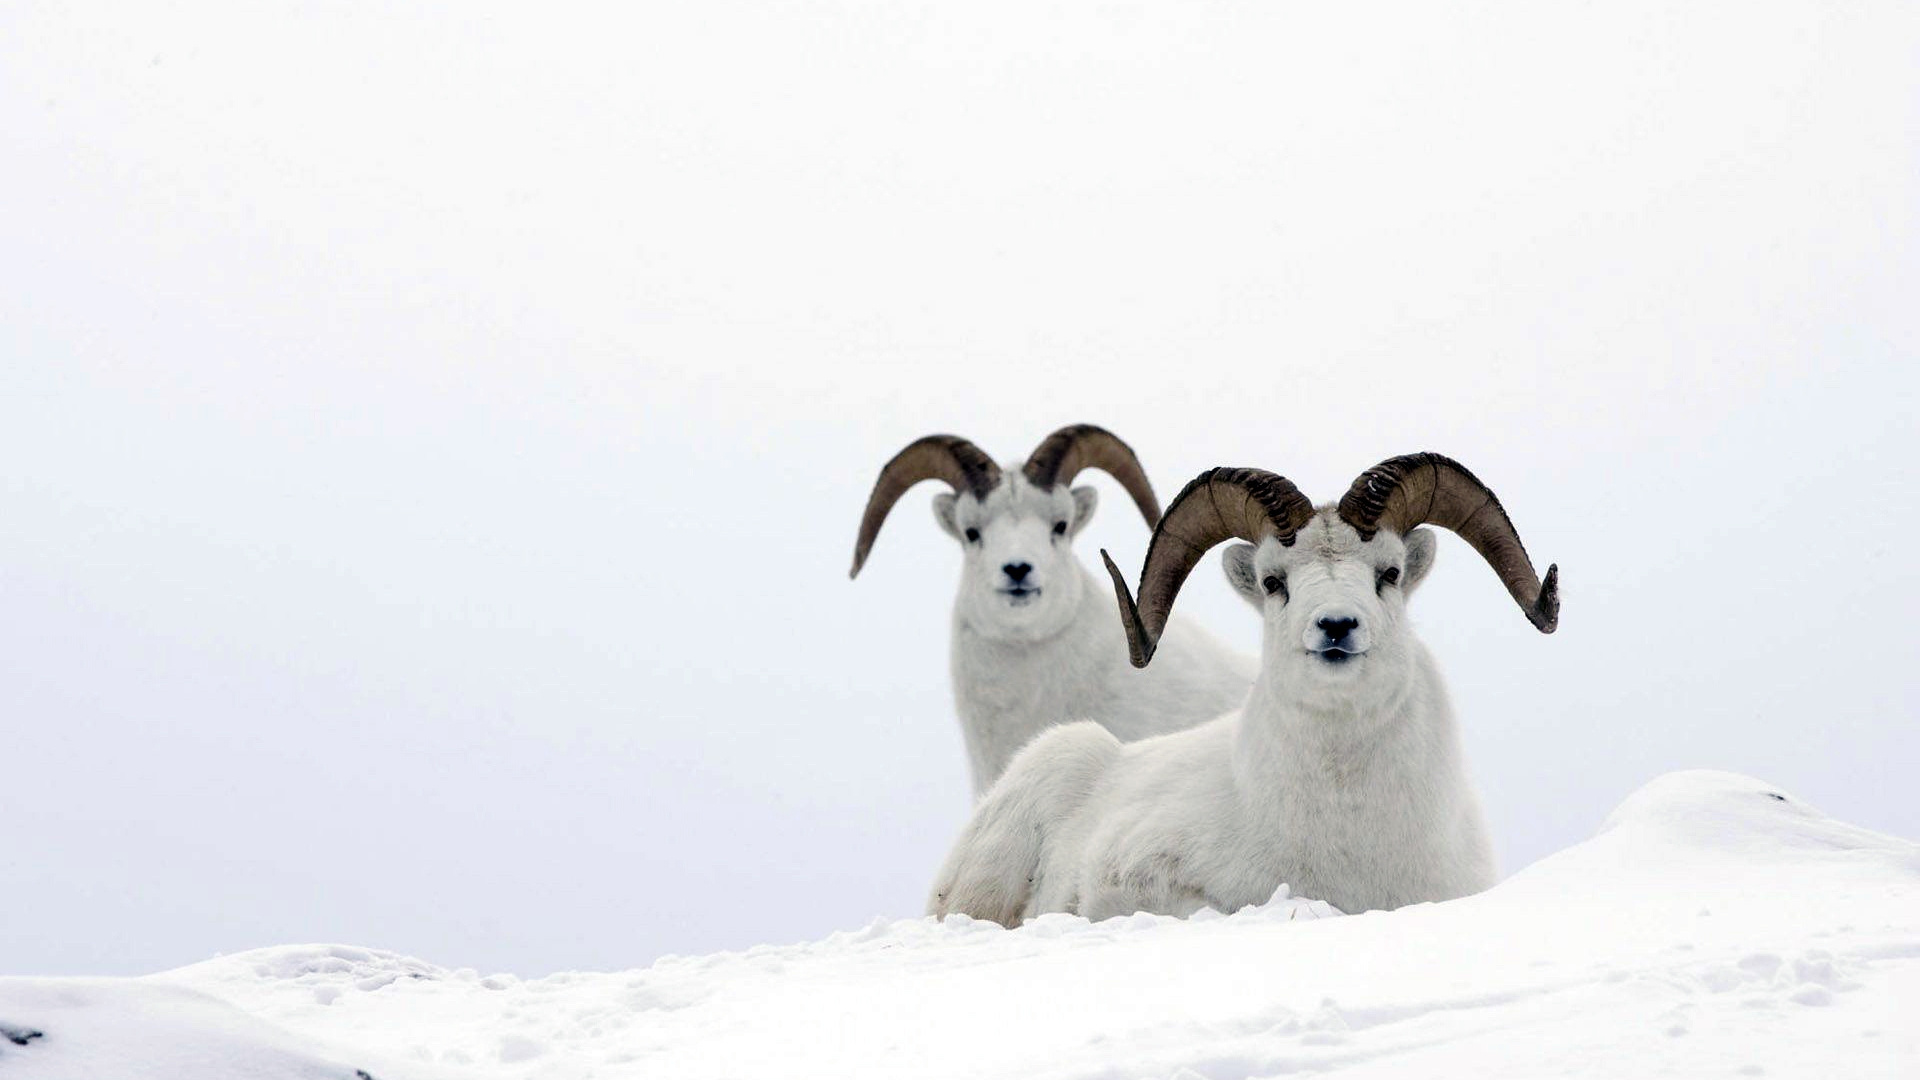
2, 2, 1915, 976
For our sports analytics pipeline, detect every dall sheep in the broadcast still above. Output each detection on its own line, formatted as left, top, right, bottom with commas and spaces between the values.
929, 453, 1560, 921
852, 424, 1256, 796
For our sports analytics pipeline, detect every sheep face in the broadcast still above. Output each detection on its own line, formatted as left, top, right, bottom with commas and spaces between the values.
934, 472, 1097, 643
1223, 513, 1438, 700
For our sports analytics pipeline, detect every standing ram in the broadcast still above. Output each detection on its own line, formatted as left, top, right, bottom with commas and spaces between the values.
852, 424, 1255, 796
929, 453, 1560, 922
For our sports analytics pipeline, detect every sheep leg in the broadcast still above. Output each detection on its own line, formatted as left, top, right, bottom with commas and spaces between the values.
928, 792, 1046, 927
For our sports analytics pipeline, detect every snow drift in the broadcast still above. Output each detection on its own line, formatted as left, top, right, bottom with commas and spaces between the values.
3, 770, 1915, 1079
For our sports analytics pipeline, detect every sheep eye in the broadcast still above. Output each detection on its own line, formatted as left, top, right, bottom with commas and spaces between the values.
1261, 574, 1286, 599
1378, 566, 1402, 591
964, 527, 980, 544
1052, 521, 1068, 537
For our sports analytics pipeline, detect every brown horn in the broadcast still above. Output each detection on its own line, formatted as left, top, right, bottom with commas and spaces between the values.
1023, 423, 1162, 527
1337, 452, 1559, 633
1101, 467, 1315, 667
850, 435, 1002, 578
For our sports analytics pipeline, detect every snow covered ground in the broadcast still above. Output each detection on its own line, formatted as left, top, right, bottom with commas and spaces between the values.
3, 770, 1915, 1079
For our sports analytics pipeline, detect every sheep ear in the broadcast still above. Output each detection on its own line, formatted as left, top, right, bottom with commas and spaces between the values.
932, 493, 961, 540
1069, 485, 1099, 537
1222, 544, 1264, 610
1403, 528, 1438, 593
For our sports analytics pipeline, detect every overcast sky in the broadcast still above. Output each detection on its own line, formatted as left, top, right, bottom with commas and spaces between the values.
2, 2, 1916, 977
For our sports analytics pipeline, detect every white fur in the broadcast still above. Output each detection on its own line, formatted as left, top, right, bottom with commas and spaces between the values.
934, 470, 1256, 796
930, 512, 1500, 923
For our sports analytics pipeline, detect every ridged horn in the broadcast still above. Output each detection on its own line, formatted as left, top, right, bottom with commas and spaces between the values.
1337, 452, 1559, 632
1101, 467, 1315, 667
850, 435, 1002, 578
1022, 423, 1162, 526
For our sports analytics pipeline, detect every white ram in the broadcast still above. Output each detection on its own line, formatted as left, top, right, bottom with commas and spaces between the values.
852, 425, 1255, 796
930, 453, 1560, 920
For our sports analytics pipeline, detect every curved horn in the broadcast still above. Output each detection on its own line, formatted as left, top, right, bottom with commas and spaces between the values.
1337, 452, 1559, 633
850, 435, 1002, 578
1023, 423, 1162, 527
1100, 467, 1315, 667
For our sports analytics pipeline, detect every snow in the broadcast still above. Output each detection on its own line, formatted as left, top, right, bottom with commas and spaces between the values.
3, 771, 1915, 1079
0, 979, 372, 1080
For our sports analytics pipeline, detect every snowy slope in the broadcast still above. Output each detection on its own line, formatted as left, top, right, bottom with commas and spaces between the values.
0, 977, 380, 1080
4, 771, 1916, 1079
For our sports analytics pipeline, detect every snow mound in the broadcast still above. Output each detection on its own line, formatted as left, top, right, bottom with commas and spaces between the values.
7, 771, 1917, 1078
0, 977, 379, 1080
180, 944, 449, 1004
1598, 769, 1920, 861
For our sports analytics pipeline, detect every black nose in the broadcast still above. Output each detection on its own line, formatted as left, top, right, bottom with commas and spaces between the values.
1003, 562, 1033, 584
1317, 616, 1359, 643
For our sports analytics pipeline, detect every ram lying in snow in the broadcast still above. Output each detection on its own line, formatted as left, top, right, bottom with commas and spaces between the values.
930, 453, 1560, 922
852, 424, 1255, 796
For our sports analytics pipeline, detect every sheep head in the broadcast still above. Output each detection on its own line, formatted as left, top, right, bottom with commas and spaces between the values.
852, 425, 1162, 643
1103, 454, 1557, 697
